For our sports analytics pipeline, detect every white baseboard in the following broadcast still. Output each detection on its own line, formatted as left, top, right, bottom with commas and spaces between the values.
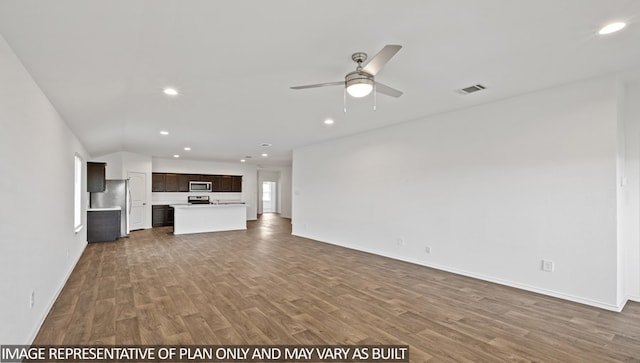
293, 232, 624, 312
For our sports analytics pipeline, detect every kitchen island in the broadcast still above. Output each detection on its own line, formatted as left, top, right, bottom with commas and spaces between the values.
170, 203, 247, 235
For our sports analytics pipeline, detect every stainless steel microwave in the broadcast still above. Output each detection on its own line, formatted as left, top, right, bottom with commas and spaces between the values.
189, 181, 212, 192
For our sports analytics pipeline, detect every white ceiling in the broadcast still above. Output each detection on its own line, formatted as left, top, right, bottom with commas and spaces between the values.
1, 1, 639, 167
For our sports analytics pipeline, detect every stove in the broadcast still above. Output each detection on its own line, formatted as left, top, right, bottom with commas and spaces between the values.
188, 195, 210, 204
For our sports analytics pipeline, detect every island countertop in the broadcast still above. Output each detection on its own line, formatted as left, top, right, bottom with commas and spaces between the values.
169, 202, 246, 208
170, 203, 247, 235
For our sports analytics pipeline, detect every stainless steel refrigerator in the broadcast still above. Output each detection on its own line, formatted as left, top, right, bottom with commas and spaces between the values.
90, 179, 130, 237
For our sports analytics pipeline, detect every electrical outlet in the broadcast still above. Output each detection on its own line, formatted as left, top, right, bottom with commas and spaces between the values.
425, 246, 431, 254
396, 238, 404, 246
542, 260, 554, 272
30, 291, 35, 309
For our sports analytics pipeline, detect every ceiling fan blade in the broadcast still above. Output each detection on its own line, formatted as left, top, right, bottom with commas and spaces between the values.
290, 81, 343, 90
375, 82, 403, 97
362, 44, 402, 76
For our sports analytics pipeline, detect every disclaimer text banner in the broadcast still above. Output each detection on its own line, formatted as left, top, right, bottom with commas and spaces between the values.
0, 345, 410, 362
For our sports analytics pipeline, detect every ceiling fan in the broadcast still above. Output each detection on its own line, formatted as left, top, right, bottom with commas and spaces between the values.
290, 44, 403, 99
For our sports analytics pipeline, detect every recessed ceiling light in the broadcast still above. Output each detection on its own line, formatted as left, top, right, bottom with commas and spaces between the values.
240, 159, 246, 163
160, 130, 169, 135
260, 143, 272, 147
598, 22, 626, 35
163, 88, 178, 96
261, 153, 268, 157
324, 118, 335, 125
173, 154, 180, 158
184, 147, 191, 151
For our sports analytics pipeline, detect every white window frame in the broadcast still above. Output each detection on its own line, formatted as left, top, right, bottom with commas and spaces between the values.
74, 154, 83, 233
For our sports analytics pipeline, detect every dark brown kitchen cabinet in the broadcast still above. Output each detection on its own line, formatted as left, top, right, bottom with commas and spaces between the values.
150, 173, 242, 192
177, 174, 190, 192
152, 205, 164, 226
87, 210, 120, 242
164, 173, 179, 192
211, 175, 222, 191
177, 174, 201, 192
87, 162, 106, 192
231, 176, 242, 192
220, 176, 232, 191
152, 173, 165, 192
167, 207, 174, 225
152, 205, 174, 227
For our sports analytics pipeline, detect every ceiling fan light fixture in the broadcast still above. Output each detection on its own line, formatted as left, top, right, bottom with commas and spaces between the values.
346, 71, 374, 98
347, 82, 373, 98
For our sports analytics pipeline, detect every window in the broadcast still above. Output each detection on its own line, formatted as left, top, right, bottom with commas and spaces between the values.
74, 154, 83, 232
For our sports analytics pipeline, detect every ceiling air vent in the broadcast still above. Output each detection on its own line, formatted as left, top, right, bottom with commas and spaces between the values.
457, 84, 486, 95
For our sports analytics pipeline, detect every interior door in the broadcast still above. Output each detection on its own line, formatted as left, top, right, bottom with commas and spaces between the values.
128, 171, 147, 231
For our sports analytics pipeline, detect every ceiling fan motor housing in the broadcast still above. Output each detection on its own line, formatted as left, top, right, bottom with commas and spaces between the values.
345, 70, 374, 87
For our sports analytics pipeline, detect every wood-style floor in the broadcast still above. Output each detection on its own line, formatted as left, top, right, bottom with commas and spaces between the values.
35, 214, 640, 361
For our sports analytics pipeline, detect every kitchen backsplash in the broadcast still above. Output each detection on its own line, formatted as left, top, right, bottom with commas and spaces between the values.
152, 192, 243, 204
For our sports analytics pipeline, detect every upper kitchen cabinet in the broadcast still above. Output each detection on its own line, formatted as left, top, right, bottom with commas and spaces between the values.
164, 173, 179, 192
178, 174, 190, 192
177, 174, 201, 192
153, 173, 180, 192
152, 173, 165, 192
151, 173, 242, 192
220, 176, 233, 192
231, 176, 242, 192
87, 162, 106, 192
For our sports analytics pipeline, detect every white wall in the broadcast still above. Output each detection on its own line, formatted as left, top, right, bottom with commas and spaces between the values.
293, 75, 622, 310
152, 157, 258, 220
94, 151, 153, 229
0, 34, 89, 343
95, 152, 124, 180
279, 166, 292, 219
621, 82, 640, 302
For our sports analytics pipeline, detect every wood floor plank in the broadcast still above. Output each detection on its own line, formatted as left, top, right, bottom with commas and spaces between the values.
115, 286, 136, 321
135, 303, 165, 344
154, 296, 188, 337
90, 298, 116, 341
32, 214, 640, 362
180, 313, 218, 344
115, 317, 141, 345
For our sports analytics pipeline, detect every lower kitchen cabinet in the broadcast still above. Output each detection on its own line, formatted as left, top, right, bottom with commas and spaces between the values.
87, 210, 120, 242
152, 205, 174, 227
